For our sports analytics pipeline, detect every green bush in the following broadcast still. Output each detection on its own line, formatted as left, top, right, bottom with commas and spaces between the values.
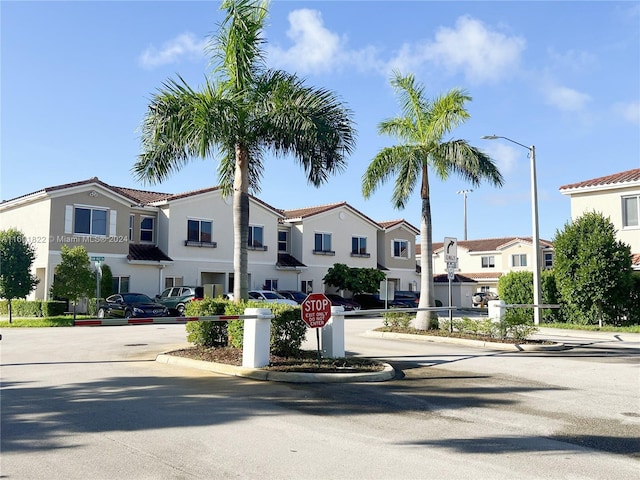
383, 311, 413, 330
87, 298, 104, 317
184, 299, 307, 357
185, 298, 229, 347
270, 305, 307, 357
13, 299, 43, 317
451, 313, 537, 341
41, 301, 67, 317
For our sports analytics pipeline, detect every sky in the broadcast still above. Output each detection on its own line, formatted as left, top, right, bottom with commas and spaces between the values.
2, 1, 639, 248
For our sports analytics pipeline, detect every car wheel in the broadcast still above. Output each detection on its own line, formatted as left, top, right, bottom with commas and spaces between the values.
176, 304, 185, 316
124, 310, 132, 319
97, 308, 105, 319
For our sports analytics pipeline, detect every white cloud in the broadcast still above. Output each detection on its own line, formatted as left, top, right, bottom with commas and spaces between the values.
482, 143, 519, 175
267, 9, 342, 74
394, 16, 526, 84
267, 9, 388, 75
139, 32, 207, 68
542, 83, 591, 111
613, 101, 640, 124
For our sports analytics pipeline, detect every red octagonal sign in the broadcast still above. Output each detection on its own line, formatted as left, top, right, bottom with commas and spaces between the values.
301, 293, 332, 328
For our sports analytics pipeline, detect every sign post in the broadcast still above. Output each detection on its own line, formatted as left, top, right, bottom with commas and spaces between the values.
301, 293, 332, 367
444, 238, 457, 332
90, 257, 105, 316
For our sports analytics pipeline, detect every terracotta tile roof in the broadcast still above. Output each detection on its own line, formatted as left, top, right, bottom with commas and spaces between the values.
431, 237, 553, 253
112, 186, 172, 204
282, 202, 380, 227
434, 273, 478, 283
559, 168, 640, 191
283, 202, 348, 219
127, 244, 173, 262
378, 219, 420, 235
1, 177, 172, 205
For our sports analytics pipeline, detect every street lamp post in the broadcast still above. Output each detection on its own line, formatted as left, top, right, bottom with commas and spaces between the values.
456, 189, 473, 240
482, 135, 541, 325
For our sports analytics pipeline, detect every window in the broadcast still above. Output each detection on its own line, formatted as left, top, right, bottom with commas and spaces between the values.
278, 230, 288, 252
129, 215, 134, 241
186, 219, 214, 246
264, 279, 278, 291
314, 232, 333, 254
393, 240, 409, 258
544, 252, 554, 269
164, 276, 183, 289
75, 207, 107, 236
512, 254, 527, 267
481, 256, 495, 268
112, 276, 130, 293
248, 225, 264, 249
301, 280, 313, 294
622, 195, 639, 227
351, 236, 369, 256
140, 217, 154, 242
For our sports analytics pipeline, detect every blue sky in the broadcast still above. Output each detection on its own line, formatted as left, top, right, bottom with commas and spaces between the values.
2, 1, 639, 251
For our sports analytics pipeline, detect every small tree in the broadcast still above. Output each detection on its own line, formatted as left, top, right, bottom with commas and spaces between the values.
97, 263, 114, 298
0, 228, 39, 323
50, 245, 94, 319
323, 263, 386, 294
553, 212, 632, 326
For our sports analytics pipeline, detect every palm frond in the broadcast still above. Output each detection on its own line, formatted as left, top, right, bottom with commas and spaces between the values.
432, 140, 504, 187
253, 69, 356, 187
362, 145, 419, 209
211, 0, 269, 92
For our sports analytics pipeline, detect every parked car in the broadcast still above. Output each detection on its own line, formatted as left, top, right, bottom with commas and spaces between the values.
277, 290, 308, 304
352, 293, 414, 310
248, 290, 299, 306
155, 286, 203, 315
393, 291, 420, 306
324, 293, 361, 311
472, 291, 499, 306
98, 293, 169, 319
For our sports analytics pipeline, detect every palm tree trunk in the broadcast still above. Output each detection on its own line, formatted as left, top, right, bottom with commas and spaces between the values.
416, 165, 437, 329
233, 144, 250, 300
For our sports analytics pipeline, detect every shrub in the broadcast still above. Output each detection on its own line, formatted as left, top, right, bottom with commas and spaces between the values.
185, 298, 229, 347
270, 305, 307, 357
383, 311, 413, 330
42, 301, 67, 317
12, 299, 43, 317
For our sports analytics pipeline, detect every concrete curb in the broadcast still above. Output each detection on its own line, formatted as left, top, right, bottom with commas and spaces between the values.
156, 353, 396, 383
364, 330, 567, 351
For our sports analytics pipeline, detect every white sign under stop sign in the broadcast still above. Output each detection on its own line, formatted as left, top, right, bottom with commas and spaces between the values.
301, 293, 332, 328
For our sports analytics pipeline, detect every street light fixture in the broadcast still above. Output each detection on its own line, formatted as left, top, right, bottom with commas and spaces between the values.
481, 135, 541, 325
456, 189, 473, 240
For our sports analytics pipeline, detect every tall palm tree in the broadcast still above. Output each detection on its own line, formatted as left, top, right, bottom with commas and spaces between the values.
362, 71, 503, 328
132, 0, 356, 301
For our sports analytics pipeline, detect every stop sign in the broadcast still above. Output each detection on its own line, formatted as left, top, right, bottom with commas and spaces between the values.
301, 293, 332, 328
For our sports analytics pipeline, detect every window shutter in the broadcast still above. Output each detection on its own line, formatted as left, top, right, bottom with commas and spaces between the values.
64, 205, 73, 234
109, 211, 117, 236
407, 242, 412, 258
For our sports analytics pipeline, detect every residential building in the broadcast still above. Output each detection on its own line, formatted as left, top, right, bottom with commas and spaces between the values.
423, 237, 554, 308
559, 168, 640, 269
0, 178, 420, 302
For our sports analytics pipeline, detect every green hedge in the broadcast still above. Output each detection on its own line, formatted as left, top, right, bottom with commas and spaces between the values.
184, 298, 307, 357
0, 299, 67, 317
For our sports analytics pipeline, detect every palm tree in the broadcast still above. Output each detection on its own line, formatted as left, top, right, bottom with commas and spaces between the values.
362, 71, 503, 328
132, 0, 356, 301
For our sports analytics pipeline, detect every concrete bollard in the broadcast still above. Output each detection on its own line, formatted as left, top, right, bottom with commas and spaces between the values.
488, 300, 506, 323
242, 308, 271, 368
321, 306, 345, 358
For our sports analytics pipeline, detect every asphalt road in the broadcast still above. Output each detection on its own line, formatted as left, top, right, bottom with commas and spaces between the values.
1, 320, 639, 480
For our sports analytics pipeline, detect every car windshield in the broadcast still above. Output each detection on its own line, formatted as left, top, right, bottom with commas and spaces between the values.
122, 293, 154, 304
261, 291, 282, 300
